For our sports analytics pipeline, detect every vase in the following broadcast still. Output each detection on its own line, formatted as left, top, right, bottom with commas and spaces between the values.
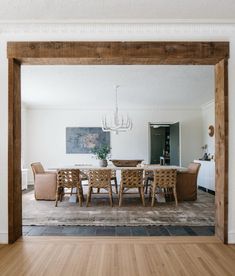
99, 159, 108, 167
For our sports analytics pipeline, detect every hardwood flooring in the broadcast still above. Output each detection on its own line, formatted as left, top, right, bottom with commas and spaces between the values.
0, 237, 235, 275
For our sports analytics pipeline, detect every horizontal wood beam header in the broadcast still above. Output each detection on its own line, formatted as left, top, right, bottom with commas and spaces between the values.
18, 57, 224, 65
7, 41, 229, 65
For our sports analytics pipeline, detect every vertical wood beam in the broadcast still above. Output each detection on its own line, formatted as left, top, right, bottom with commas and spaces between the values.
215, 59, 229, 243
8, 58, 22, 243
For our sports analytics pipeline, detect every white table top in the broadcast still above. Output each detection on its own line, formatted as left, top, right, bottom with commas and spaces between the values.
48, 165, 187, 172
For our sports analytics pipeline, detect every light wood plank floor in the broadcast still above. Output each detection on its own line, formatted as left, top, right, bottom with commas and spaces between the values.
0, 237, 235, 276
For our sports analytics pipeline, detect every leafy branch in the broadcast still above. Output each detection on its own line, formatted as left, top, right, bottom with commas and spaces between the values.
92, 144, 111, 160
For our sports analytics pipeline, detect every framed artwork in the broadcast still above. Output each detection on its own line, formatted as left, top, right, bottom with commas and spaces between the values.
66, 127, 110, 154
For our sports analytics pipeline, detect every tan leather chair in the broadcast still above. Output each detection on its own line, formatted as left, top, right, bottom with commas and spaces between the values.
31, 162, 57, 200
176, 162, 201, 201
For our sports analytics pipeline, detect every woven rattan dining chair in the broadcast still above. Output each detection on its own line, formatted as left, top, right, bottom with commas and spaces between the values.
150, 169, 178, 207
119, 169, 145, 207
55, 169, 83, 207
97, 169, 118, 194
86, 169, 113, 207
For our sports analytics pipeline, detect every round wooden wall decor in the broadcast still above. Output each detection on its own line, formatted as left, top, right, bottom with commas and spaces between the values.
208, 125, 214, 137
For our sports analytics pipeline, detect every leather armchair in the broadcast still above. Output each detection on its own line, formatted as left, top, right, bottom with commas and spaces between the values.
31, 162, 57, 200
176, 162, 201, 201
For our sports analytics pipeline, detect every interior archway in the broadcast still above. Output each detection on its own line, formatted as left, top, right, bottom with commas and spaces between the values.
7, 41, 229, 243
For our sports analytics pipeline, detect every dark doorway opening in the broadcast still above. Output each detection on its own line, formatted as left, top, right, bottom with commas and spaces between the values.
150, 122, 180, 166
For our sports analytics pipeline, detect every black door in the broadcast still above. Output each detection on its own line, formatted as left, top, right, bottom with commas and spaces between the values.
170, 122, 180, 165
150, 127, 166, 164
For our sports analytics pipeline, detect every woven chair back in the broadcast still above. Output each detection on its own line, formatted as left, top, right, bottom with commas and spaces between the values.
121, 169, 144, 188
57, 169, 80, 189
153, 169, 177, 188
88, 169, 111, 188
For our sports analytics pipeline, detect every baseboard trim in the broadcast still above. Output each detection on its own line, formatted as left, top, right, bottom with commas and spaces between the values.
228, 231, 235, 244
0, 233, 8, 244
198, 186, 215, 195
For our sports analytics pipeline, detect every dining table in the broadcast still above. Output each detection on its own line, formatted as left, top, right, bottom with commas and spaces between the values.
48, 164, 187, 203
49, 164, 187, 172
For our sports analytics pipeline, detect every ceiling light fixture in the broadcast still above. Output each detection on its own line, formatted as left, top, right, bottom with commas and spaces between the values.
102, 85, 132, 135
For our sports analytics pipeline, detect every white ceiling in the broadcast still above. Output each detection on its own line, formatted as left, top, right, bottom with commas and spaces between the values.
21, 65, 214, 109
0, 0, 235, 23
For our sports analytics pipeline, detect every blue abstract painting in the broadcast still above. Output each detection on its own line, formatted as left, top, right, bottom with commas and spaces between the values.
66, 127, 110, 154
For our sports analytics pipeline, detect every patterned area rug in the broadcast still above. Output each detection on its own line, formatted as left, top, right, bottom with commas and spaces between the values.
22, 189, 214, 226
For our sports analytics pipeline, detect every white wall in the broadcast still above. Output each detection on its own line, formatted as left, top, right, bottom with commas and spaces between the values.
25, 108, 203, 184
21, 65, 214, 109
201, 100, 215, 156
0, 23, 235, 243
21, 104, 28, 169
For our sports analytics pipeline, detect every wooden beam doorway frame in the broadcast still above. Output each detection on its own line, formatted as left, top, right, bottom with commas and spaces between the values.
7, 41, 229, 243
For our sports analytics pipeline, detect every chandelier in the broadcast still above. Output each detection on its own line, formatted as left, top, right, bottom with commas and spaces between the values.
102, 85, 132, 134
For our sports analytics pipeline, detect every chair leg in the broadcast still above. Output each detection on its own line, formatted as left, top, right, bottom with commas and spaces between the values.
59, 187, 64, 202
114, 178, 118, 194
79, 181, 84, 201
173, 187, 178, 206
163, 188, 167, 202
86, 186, 92, 207
90, 188, 93, 202
119, 187, 123, 207
80, 185, 84, 201
138, 187, 141, 201
148, 186, 152, 201
78, 192, 82, 207
168, 187, 173, 201
77, 186, 83, 207
145, 178, 149, 194
108, 186, 113, 207
55, 189, 59, 207
138, 187, 144, 206
151, 186, 156, 207
140, 187, 145, 207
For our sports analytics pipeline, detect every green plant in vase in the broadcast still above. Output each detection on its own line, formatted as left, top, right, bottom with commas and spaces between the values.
92, 144, 111, 167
